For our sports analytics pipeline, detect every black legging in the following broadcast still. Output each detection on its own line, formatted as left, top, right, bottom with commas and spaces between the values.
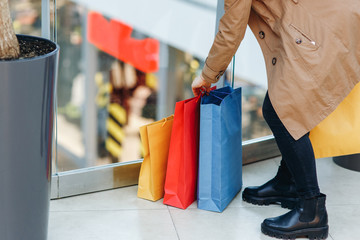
262, 92, 320, 199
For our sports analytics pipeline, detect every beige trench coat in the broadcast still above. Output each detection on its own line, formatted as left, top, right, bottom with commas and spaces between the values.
201, 0, 360, 140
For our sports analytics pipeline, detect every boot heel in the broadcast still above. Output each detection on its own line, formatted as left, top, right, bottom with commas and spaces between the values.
307, 225, 329, 240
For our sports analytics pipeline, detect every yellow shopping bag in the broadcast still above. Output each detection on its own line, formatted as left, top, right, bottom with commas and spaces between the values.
310, 83, 360, 159
137, 115, 174, 201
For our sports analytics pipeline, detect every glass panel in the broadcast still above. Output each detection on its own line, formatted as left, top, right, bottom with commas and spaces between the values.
231, 27, 272, 141
54, 0, 218, 172
10, 0, 57, 39
55, 1, 85, 171
10, 0, 41, 36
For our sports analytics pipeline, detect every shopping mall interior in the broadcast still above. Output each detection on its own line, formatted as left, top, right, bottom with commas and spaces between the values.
3, 0, 360, 239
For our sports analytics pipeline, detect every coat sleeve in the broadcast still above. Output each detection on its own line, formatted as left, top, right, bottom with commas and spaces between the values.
201, 0, 252, 83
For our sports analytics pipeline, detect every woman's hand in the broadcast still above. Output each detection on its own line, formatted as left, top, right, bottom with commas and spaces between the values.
192, 74, 211, 97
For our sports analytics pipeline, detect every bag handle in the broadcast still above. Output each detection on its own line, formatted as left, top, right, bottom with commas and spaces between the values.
208, 91, 225, 101
162, 117, 168, 127
196, 86, 218, 102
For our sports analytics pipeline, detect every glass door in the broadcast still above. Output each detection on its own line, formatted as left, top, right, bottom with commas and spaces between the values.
52, 0, 225, 198
12, 0, 279, 199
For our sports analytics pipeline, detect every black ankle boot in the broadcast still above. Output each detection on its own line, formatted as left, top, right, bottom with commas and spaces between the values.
242, 177, 299, 209
261, 193, 328, 239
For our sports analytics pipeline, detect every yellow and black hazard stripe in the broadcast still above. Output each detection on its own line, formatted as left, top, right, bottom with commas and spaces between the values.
106, 103, 127, 159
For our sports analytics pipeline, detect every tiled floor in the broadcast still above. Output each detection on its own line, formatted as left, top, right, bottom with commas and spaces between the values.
49, 157, 360, 240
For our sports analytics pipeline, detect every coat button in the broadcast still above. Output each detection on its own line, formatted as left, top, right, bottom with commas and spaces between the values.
259, 31, 265, 39
216, 70, 225, 80
272, 57, 277, 65
295, 38, 302, 44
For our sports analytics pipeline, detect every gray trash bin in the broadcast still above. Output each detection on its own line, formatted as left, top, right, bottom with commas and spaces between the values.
0, 35, 59, 240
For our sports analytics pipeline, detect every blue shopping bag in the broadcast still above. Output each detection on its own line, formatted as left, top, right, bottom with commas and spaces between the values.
197, 86, 242, 212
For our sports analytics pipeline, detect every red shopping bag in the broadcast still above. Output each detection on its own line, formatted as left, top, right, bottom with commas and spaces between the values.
163, 96, 200, 209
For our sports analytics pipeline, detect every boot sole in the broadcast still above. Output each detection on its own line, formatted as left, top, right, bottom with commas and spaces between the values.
261, 222, 329, 239
242, 193, 298, 209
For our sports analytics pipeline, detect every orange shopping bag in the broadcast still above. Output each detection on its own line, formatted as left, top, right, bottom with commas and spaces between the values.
137, 115, 174, 201
310, 83, 360, 158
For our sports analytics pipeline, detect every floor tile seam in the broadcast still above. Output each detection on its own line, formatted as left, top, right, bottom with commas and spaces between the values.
329, 232, 335, 240
167, 206, 181, 240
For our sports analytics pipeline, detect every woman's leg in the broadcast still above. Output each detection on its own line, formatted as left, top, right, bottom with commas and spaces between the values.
275, 160, 293, 185
262, 92, 320, 198
261, 92, 328, 239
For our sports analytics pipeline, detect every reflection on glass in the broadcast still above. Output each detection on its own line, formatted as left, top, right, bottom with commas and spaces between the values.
238, 83, 271, 141
10, 0, 42, 37
53, 1, 207, 171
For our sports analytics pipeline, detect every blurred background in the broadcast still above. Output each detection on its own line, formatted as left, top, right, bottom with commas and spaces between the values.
10, 0, 271, 173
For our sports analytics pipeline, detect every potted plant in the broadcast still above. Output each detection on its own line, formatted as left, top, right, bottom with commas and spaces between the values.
0, 1, 59, 240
